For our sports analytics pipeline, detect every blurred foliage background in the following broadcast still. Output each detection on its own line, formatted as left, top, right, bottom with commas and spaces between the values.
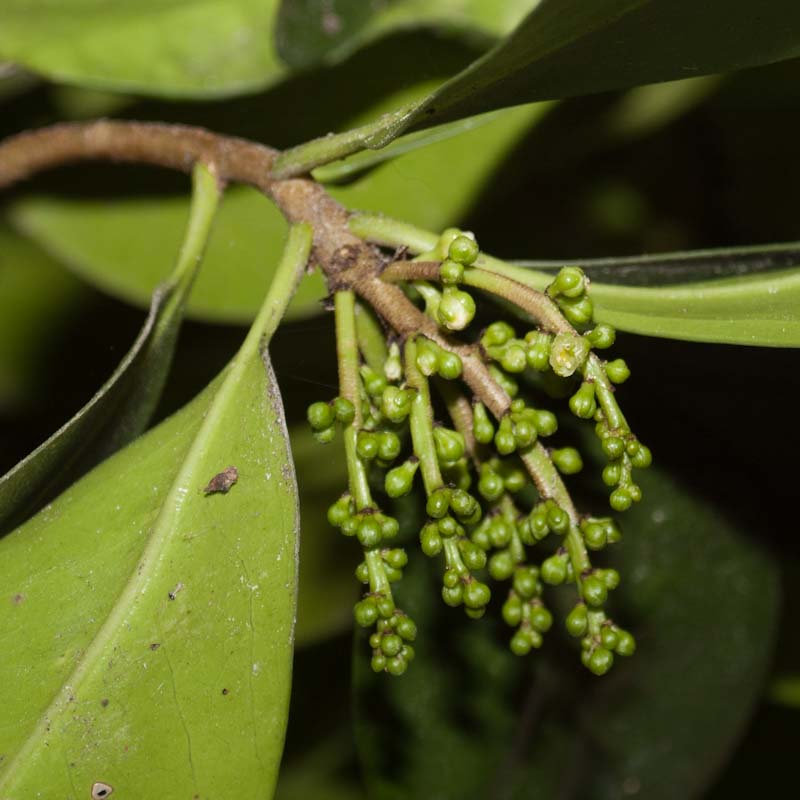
2, 26, 799, 799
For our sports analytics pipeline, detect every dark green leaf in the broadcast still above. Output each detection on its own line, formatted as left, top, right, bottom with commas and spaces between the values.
365, 0, 800, 145
0, 1, 286, 98
0, 225, 311, 797
0, 164, 219, 532
355, 459, 779, 799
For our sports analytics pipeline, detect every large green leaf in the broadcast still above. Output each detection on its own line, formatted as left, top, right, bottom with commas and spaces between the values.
354, 458, 779, 800
275, 0, 536, 69
0, 1, 286, 98
364, 0, 800, 145
11, 101, 546, 322
0, 163, 220, 533
0, 224, 311, 797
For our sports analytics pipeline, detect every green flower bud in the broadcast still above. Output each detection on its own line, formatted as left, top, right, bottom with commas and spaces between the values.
512, 567, 539, 599
547, 505, 570, 535
437, 350, 463, 380
327, 494, 353, 527
381, 385, 414, 423
307, 401, 335, 431
502, 594, 523, 626
415, 337, 440, 376
606, 358, 631, 384
602, 461, 622, 486
527, 509, 550, 542
549, 332, 591, 377
463, 580, 491, 610
420, 522, 443, 556
615, 630, 636, 657
450, 489, 478, 521
582, 575, 608, 607
477, 464, 505, 501
609, 486, 633, 512
489, 518, 513, 548
371, 653, 387, 673
357, 517, 382, 548
426, 487, 451, 519
380, 515, 400, 539
532, 409, 558, 437
548, 266, 586, 299
500, 344, 528, 374
600, 625, 619, 650
356, 432, 379, 461
369, 631, 382, 649
437, 515, 458, 537
600, 568, 620, 590
585, 323, 616, 350
483, 321, 515, 347
377, 431, 401, 463
541, 554, 568, 585
489, 550, 515, 581
602, 436, 625, 460
383, 347, 402, 386
355, 562, 370, 584
525, 331, 553, 372
628, 483, 642, 503
354, 598, 379, 628
569, 381, 597, 419
558, 295, 594, 326
396, 616, 417, 641
434, 228, 462, 260
588, 647, 614, 676
459, 540, 487, 571
512, 418, 537, 449
583, 521, 607, 550
433, 427, 466, 465
565, 603, 588, 637
510, 630, 533, 656
385, 458, 419, 497
439, 258, 465, 285
530, 604, 553, 633
329, 396, 353, 425
437, 286, 476, 331
376, 594, 395, 618
340, 516, 360, 537
495, 416, 517, 455
381, 633, 403, 657
442, 585, 464, 607
551, 447, 584, 475
386, 656, 407, 676
467, 401, 494, 446
361, 367, 387, 398
448, 234, 479, 266
631, 444, 652, 469
383, 548, 408, 570
314, 427, 336, 444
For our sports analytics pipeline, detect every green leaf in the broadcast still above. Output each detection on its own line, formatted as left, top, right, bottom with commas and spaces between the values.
275, 0, 536, 70
0, 1, 286, 98
0, 163, 220, 533
0, 223, 88, 412
0, 224, 311, 797
354, 458, 779, 799
12, 101, 547, 322
365, 0, 800, 145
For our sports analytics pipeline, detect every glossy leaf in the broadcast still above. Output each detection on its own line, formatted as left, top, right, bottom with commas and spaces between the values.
354, 458, 779, 799
351, 215, 800, 347
0, 1, 286, 98
275, 0, 536, 69
363, 0, 800, 146
12, 101, 547, 322
0, 163, 220, 533
0, 224, 311, 797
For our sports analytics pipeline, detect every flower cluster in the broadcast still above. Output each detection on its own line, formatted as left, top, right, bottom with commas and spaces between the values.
309, 229, 650, 676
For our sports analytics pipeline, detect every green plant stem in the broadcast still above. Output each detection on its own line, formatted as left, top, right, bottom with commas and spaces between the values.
349, 213, 438, 254
365, 549, 391, 596
335, 290, 372, 510
271, 103, 420, 179
403, 338, 443, 495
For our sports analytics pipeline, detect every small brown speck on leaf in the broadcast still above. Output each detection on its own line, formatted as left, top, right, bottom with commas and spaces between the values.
222, 688, 229, 695
149, 643, 160, 651
203, 466, 239, 495
100, 698, 109, 708
168, 582, 184, 600
12, 594, 24, 605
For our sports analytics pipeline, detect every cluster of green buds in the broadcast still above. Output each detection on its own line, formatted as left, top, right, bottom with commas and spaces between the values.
309, 227, 652, 677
